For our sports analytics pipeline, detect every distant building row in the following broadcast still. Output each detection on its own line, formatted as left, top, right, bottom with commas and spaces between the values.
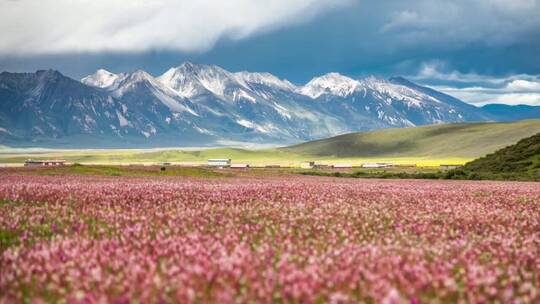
208, 159, 400, 169
206, 159, 462, 170
22, 158, 461, 170
24, 160, 66, 167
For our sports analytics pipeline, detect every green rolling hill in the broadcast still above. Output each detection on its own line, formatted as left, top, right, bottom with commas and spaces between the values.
451, 132, 540, 180
282, 120, 540, 159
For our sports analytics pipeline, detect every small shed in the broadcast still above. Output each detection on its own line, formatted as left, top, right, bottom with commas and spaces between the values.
362, 163, 394, 169
24, 159, 66, 167
440, 164, 462, 170
208, 159, 231, 167
332, 164, 353, 169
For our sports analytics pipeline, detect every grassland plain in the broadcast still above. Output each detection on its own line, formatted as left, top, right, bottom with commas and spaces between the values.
1, 120, 539, 167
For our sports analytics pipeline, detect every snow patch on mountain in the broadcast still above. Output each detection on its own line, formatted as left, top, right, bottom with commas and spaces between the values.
236, 119, 274, 134
300, 73, 360, 98
194, 126, 214, 135
149, 85, 199, 116
359, 77, 439, 108
272, 102, 292, 119
116, 110, 129, 127
235, 71, 296, 91
233, 89, 257, 103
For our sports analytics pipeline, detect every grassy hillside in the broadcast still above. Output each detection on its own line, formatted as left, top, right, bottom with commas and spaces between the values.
2, 120, 539, 167
283, 120, 540, 159
298, 133, 540, 181
447, 132, 540, 180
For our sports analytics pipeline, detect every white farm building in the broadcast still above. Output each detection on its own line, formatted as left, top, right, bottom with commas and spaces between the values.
207, 159, 231, 167
332, 164, 353, 169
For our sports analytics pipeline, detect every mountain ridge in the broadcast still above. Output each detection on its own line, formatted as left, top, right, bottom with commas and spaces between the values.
1, 63, 538, 148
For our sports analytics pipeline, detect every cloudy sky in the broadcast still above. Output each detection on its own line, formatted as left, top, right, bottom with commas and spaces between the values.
1, 0, 539, 106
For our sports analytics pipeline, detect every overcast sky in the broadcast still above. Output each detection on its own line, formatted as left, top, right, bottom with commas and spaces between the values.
1, 0, 539, 105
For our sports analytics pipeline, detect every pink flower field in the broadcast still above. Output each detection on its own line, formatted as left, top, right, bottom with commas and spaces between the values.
0, 175, 539, 303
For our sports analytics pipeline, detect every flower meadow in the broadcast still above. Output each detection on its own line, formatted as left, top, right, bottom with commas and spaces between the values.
0, 175, 539, 303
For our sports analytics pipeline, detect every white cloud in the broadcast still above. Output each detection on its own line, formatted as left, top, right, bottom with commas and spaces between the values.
431, 82, 540, 106
0, 0, 351, 55
486, 94, 540, 106
506, 80, 540, 92
433, 86, 540, 106
410, 61, 540, 106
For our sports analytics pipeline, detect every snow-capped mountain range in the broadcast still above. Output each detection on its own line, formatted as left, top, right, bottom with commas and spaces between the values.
0, 62, 536, 147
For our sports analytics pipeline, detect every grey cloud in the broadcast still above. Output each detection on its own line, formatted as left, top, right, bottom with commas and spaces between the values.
380, 0, 540, 47
0, 0, 352, 55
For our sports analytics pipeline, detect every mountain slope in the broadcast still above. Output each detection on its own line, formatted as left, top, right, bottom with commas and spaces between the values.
0, 69, 218, 147
301, 74, 491, 131
388, 77, 491, 121
0, 70, 121, 143
282, 120, 540, 159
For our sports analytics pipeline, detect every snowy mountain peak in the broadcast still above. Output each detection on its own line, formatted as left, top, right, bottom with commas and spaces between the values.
174, 61, 229, 76
115, 70, 178, 95
299, 72, 360, 98
179, 61, 195, 69
81, 69, 126, 90
158, 62, 241, 98
126, 70, 153, 82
